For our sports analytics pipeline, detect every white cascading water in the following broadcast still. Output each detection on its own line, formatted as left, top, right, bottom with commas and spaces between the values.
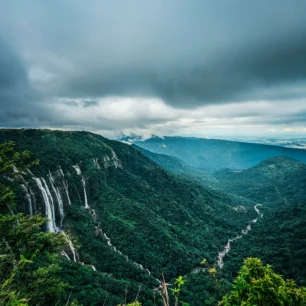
33, 177, 58, 232
216, 204, 263, 269
49, 171, 65, 226
61, 250, 71, 261
73, 165, 89, 209
59, 166, 72, 205
42, 178, 58, 228
32, 172, 82, 265
27, 168, 35, 177
90, 265, 97, 271
21, 184, 33, 216
61, 231, 80, 262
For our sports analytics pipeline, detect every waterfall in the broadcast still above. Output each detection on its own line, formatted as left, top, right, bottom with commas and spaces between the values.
61, 250, 71, 261
72, 165, 82, 175
33, 173, 81, 265
58, 166, 65, 177
59, 166, 71, 205
63, 180, 72, 205
90, 265, 97, 271
82, 178, 89, 208
61, 231, 79, 262
73, 165, 89, 208
216, 204, 263, 269
33, 177, 57, 232
21, 184, 33, 216
27, 168, 35, 177
49, 171, 65, 227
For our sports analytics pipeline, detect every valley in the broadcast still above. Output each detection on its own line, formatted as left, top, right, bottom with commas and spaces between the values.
1, 130, 306, 305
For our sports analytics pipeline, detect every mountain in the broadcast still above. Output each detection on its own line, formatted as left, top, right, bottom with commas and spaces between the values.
131, 137, 306, 292
132, 145, 217, 186
0, 129, 257, 305
222, 202, 306, 286
209, 156, 306, 287
216, 156, 306, 208
133, 136, 306, 172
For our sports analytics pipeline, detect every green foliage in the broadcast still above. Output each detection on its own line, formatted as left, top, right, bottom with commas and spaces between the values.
216, 156, 306, 208
0, 141, 39, 176
0, 129, 258, 306
134, 136, 306, 172
1, 130, 306, 305
0, 142, 74, 305
219, 258, 306, 306
170, 276, 187, 306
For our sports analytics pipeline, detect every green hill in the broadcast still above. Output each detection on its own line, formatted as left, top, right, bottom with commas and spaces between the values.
132, 144, 216, 186
0, 129, 256, 305
216, 156, 306, 208
134, 136, 306, 172
222, 203, 306, 286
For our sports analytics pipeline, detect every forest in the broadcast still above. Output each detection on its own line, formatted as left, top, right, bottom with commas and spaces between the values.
0, 129, 306, 305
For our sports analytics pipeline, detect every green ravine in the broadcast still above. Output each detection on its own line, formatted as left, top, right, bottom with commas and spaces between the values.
0, 129, 258, 305
1, 129, 306, 305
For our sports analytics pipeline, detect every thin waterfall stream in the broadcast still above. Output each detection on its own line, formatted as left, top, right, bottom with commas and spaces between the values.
216, 204, 263, 269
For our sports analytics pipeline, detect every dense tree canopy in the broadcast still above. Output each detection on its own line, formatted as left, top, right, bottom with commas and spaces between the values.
219, 258, 306, 306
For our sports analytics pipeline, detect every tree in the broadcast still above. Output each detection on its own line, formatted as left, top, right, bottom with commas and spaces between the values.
0, 141, 77, 305
219, 257, 306, 306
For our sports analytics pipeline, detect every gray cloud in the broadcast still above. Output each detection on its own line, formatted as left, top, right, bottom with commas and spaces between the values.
83, 100, 99, 108
0, 0, 305, 135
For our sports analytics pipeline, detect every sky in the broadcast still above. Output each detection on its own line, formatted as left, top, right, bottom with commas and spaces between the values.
1, 0, 306, 139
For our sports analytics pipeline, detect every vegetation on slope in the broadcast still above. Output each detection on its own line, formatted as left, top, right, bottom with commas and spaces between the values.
132, 145, 216, 186
134, 136, 306, 172
222, 203, 306, 286
0, 129, 257, 305
219, 258, 306, 306
1, 133, 306, 305
0, 141, 77, 305
216, 156, 306, 208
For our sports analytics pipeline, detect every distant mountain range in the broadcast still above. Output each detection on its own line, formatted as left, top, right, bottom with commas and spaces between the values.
130, 135, 306, 290
1, 130, 306, 304
131, 136, 306, 172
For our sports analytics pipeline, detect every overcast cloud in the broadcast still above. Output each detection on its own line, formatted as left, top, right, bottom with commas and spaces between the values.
0, 0, 306, 138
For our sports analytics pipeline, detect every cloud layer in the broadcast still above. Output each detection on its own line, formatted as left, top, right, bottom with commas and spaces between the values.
1, 0, 306, 137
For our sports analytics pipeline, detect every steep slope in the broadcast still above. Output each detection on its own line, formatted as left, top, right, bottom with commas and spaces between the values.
132, 144, 216, 186
216, 156, 306, 208
222, 203, 306, 286
133, 136, 306, 172
0, 129, 256, 305
213, 157, 306, 288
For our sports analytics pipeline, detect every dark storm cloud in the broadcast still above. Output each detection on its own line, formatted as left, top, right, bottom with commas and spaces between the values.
41, 0, 305, 107
0, 0, 306, 133
0, 39, 38, 126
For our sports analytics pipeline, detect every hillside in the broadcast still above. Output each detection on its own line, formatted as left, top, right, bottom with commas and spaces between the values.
222, 203, 306, 286
132, 145, 216, 186
216, 156, 306, 208
210, 157, 306, 288
0, 129, 256, 305
133, 136, 306, 172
